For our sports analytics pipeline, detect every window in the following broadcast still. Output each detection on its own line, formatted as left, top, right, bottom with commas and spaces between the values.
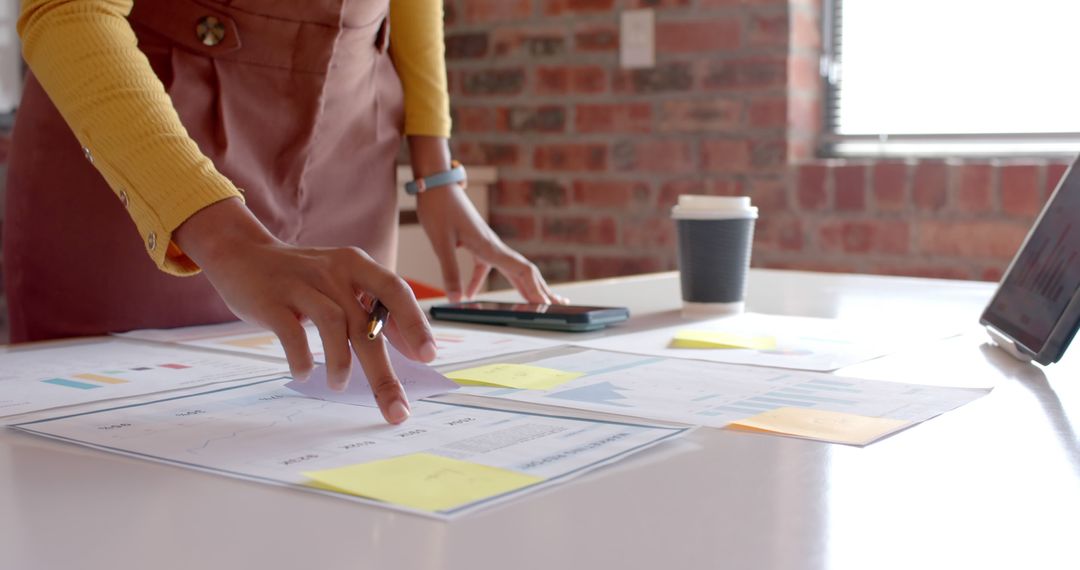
823, 0, 1080, 157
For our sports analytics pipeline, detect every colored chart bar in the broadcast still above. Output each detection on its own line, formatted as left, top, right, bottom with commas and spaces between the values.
73, 373, 128, 385
42, 378, 101, 390
159, 363, 192, 370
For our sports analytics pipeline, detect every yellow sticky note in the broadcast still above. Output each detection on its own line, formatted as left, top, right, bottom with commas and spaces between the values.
729, 407, 911, 446
303, 453, 542, 512
670, 330, 778, 350
446, 363, 584, 390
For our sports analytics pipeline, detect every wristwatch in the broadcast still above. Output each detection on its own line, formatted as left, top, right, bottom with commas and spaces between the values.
405, 160, 467, 195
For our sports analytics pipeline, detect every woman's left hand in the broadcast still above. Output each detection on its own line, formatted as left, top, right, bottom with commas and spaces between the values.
416, 183, 566, 305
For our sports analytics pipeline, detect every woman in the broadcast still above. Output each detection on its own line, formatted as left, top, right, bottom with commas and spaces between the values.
4, 0, 561, 424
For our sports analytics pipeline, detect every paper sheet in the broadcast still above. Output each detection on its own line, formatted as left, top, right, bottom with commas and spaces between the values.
14, 379, 688, 518
447, 364, 585, 390
286, 345, 457, 406
0, 339, 289, 420
121, 321, 564, 367
450, 347, 989, 445
577, 312, 959, 372
305, 453, 543, 512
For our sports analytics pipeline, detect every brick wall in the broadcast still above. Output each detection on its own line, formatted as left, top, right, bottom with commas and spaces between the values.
443, 0, 1066, 285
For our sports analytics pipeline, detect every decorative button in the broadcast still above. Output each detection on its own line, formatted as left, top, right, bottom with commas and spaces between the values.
196, 16, 226, 47
83, 147, 93, 164
118, 190, 129, 208
147, 231, 157, 251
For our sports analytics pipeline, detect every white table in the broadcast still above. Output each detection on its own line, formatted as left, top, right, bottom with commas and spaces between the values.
3, 269, 1079, 570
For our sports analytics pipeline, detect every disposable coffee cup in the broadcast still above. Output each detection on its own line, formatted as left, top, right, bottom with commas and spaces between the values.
672, 195, 758, 315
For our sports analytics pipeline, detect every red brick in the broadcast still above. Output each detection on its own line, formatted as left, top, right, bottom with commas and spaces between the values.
534, 144, 608, 171
754, 214, 805, 253
535, 66, 569, 95
790, 9, 821, 51
701, 139, 752, 172
833, 165, 867, 212
787, 95, 820, 132
748, 98, 786, 129
461, 68, 526, 96
573, 180, 650, 208
1046, 162, 1070, 194
709, 178, 746, 197
525, 253, 577, 283
701, 57, 786, 91
571, 66, 608, 94
999, 164, 1042, 216
452, 106, 499, 133
913, 161, 947, 212
545, 0, 615, 15
796, 164, 827, 210
659, 179, 707, 209
916, 220, 1030, 260
656, 19, 740, 53
629, 0, 690, 6
576, 103, 653, 133
747, 12, 788, 47
622, 216, 677, 248
612, 139, 695, 172
459, 0, 532, 23
819, 220, 909, 254
493, 180, 569, 207
948, 163, 991, 214
747, 176, 788, 212
583, 256, 664, 279
489, 214, 536, 241
787, 53, 819, 90
452, 141, 520, 167
614, 63, 695, 94
501, 106, 567, 133
872, 162, 908, 212
543, 216, 617, 245
575, 25, 618, 52
491, 28, 567, 58
659, 99, 740, 132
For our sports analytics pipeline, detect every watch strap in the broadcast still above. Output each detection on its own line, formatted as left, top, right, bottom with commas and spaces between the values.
405, 160, 467, 195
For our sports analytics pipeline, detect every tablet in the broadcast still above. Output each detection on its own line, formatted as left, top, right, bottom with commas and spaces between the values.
980, 156, 1080, 365
430, 301, 630, 332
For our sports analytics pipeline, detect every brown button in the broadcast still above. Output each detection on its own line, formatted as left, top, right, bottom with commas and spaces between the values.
83, 147, 93, 164
196, 16, 226, 47
147, 231, 157, 251
118, 190, 129, 208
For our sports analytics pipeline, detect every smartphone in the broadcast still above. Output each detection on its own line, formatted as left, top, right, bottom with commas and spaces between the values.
429, 301, 630, 332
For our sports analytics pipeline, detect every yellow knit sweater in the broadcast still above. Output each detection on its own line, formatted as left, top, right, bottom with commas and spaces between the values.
18, 0, 451, 275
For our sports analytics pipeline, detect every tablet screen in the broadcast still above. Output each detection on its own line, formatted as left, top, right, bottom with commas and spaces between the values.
982, 162, 1080, 353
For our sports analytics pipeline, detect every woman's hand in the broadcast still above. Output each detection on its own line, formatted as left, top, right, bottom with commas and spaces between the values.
174, 198, 436, 424
416, 184, 565, 304
408, 136, 566, 304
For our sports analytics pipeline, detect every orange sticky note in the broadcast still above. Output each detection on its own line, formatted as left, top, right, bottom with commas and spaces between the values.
729, 407, 910, 446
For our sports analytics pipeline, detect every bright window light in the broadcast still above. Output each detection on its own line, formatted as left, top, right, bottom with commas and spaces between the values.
836, 0, 1080, 136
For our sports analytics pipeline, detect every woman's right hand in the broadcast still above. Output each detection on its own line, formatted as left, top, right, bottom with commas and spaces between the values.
173, 198, 436, 425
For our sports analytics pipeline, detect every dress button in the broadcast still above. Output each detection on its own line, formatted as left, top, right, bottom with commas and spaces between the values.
147, 231, 157, 251
118, 190, 129, 208
196, 16, 226, 47
83, 147, 93, 164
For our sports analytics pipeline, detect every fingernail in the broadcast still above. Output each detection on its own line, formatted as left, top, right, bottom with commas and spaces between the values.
388, 400, 410, 424
330, 376, 349, 392
419, 340, 438, 362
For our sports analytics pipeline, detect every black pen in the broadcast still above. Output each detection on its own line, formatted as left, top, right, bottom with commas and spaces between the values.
366, 299, 389, 340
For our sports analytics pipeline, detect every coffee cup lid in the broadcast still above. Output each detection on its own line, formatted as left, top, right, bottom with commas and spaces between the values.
671, 195, 758, 220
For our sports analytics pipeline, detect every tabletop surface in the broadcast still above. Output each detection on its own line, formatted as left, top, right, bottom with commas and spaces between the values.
3, 269, 1078, 570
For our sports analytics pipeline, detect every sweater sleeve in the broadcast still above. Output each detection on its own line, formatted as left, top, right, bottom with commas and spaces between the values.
18, 0, 245, 276
389, 0, 452, 138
